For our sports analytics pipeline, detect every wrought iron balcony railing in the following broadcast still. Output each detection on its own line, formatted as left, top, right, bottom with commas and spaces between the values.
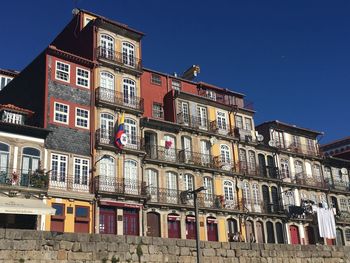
96, 46, 142, 71
178, 150, 213, 168
49, 174, 90, 193
144, 145, 179, 163
95, 129, 143, 151
95, 87, 144, 112
237, 162, 280, 179
213, 156, 235, 172
294, 173, 328, 189
0, 167, 48, 190
176, 112, 209, 130
94, 176, 147, 196
274, 142, 321, 157
209, 120, 230, 136
330, 179, 350, 191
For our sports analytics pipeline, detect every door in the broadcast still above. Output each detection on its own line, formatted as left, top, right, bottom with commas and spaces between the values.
266, 222, 275, 243
256, 221, 265, 243
186, 217, 196, 239
258, 154, 267, 177
123, 79, 136, 107
146, 169, 158, 202
100, 34, 114, 59
262, 185, 271, 213
276, 222, 284, 244
100, 113, 114, 143
200, 140, 211, 166
21, 148, 40, 186
289, 225, 300, 244
207, 218, 218, 241
216, 111, 227, 132
122, 42, 135, 67
164, 135, 176, 162
74, 206, 90, 233
100, 72, 115, 103
306, 226, 316, 245
0, 143, 9, 183
245, 220, 254, 242
182, 136, 192, 162
267, 156, 277, 178
124, 160, 138, 194
239, 149, 247, 173
248, 151, 257, 175
99, 207, 116, 234
271, 187, 279, 213
147, 212, 160, 237
197, 106, 208, 129
336, 229, 344, 246
166, 172, 178, 203
252, 183, 261, 213
180, 102, 190, 124
227, 219, 238, 241
168, 215, 181, 238
51, 203, 65, 232
99, 156, 115, 192
123, 208, 139, 236
144, 132, 157, 158
124, 118, 137, 147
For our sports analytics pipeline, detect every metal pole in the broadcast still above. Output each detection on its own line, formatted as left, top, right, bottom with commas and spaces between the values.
194, 192, 202, 263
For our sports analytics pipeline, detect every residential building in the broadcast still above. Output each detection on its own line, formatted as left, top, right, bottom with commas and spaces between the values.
321, 137, 350, 160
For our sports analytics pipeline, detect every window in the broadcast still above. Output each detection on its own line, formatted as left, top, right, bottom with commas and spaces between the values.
294, 160, 303, 175
307, 139, 315, 153
284, 191, 295, 206
345, 229, 350, 241
216, 111, 227, 130
2, 111, 23, 124
122, 42, 135, 67
340, 198, 347, 211
0, 76, 12, 91
123, 78, 136, 106
124, 118, 137, 146
292, 135, 300, 148
76, 206, 89, 217
51, 154, 67, 182
313, 164, 322, 181
55, 61, 70, 82
166, 172, 178, 203
75, 108, 89, 128
235, 115, 243, 129
203, 177, 213, 200
76, 68, 90, 88
54, 102, 69, 124
243, 181, 251, 205
74, 158, 89, 185
171, 80, 181, 91
248, 150, 256, 172
184, 174, 194, 191
100, 34, 114, 59
252, 183, 260, 205
0, 142, 9, 175
245, 117, 252, 131
124, 160, 138, 194
151, 74, 162, 85
280, 159, 290, 178
206, 90, 216, 101
52, 203, 65, 216
220, 145, 231, 164
223, 180, 236, 206
197, 106, 208, 129
21, 147, 40, 186
152, 103, 163, 119
273, 130, 285, 148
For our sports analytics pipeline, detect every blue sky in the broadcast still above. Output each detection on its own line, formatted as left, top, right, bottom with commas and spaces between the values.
1, 0, 349, 143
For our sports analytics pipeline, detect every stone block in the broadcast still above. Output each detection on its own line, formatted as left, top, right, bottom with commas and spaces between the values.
5, 230, 23, 240
57, 250, 67, 260
221, 242, 230, 249
216, 248, 227, 257
185, 239, 196, 248
227, 249, 235, 257
149, 244, 161, 254
203, 248, 216, 257
80, 242, 95, 252
331, 251, 344, 258
141, 236, 152, 244
71, 242, 81, 252
67, 251, 93, 260
59, 240, 73, 250
177, 239, 187, 247
180, 246, 190, 256
0, 240, 13, 250
126, 235, 141, 244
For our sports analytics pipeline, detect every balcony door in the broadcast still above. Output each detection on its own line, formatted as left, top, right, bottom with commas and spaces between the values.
100, 72, 115, 103
252, 183, 261, 213
21, 147, 40, 186
200, 140, 210, 166
164, 135, 176, 162
144, 132, 157, 158
100, 34, 114, 60
100, 113, 114, 144
99, 156, 115, 192
122, 42, 135, 67
197, 106, 207, 129
124, 160, 138, 195
123, 79, 136, 108
166, 172, 178, 203
181, 136, 192, 163
145, 169, 158, 202
124, 118, 137, 148
180, 102, 190, 125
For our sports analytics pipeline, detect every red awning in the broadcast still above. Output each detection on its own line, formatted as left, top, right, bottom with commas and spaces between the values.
207, 218, 218, 224
99, 201, 142, 209
186, 216, 196, 222
168, 215, 180, 221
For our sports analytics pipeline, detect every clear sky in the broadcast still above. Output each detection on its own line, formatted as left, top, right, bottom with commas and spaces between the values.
1, 0, 349, 143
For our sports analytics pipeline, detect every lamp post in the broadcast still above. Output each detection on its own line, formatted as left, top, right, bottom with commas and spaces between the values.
181, 186, 206, 263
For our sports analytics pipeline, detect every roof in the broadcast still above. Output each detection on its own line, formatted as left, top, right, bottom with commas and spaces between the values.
79, 9, 145, 37
320, 136, 350, 149
0, 104, 34, 116
197, 82, 245, 98
0, 121, 51, 139
256, 120, 324, 136
47, 45, 96, 67
0, 68, 20, 77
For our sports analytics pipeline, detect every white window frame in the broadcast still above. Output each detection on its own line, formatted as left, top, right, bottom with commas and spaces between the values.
235, 115, 243, 129
50, 153, 68, 187
244, 117, 252, 131
54, 102, 69, 124
73, 157, 89, 188
216, 110, 227, 131
76, 67, 90, 88
171, 80, 181, 91
75, 107, 89, 129
55, 61, 70, 82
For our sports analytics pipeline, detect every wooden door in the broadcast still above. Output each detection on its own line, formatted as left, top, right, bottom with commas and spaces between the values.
207, 218, 218, 241
276, 222, 284, 244
51, 203, 65, 232
123, 208, 139, 236
256, 221, 265, 243
147, 212, 160, 237
227, 219, 238, 241
289, 225, 300, 244
99, 207, 116, 234
306, 226, 316, 244
168, 215, 181, 238
74, 206, 90, 233
266, 221, 275, 243
186, 217, 196, 240
245, 220, 254, 242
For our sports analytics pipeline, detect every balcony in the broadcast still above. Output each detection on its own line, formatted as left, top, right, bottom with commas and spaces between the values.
209, 120, 231, 136
96, 46, 142, 73
178, 150, 213, 168
293, 173, 328, 189
49, 174, 90, 193
95, 129, 143, 152
176, 112, 209, 130
95, 87, 144, 114
330, 180, 350, 191
0, 167, 48, 191
336, 211, 350, 223
276, 142, 321, 157
213, 156, 235, 172
237, 162, 280, 179
144, 145, 179, 163
94, 176, 147, 196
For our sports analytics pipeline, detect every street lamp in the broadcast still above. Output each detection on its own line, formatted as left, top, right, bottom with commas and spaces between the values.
90, 154, 111, 172
181, 186, 206, 263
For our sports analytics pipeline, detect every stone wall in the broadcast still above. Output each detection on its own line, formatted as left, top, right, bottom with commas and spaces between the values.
0, 229, 348, 263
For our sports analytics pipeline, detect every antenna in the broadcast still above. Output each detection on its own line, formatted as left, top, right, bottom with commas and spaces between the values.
268, 140, 276, 147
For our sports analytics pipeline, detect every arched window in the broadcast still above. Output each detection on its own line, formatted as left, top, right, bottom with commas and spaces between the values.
203, 177, 213, 201
248, 150, 256, 174
99, 71, 115, 103
280, 159, 290, 178
239, 148, 247, 171
242, 181, 251, 205
21, 147, 41, 186
313, 164, 322, 181
0, 142, 9, 176
294, 160, 303, 175
123, 78, 136, 107
124, 160, 138, 194
125, 118, 137, 146
266, 221, 275, 243
99, 155, 115, 192
100, 113, 114, 141
164, 135, 176, 162
284, 190, 295, 206
324, 166, 332, 183
223, 180, 236, 208
184, 174, 194, 191
166, 172, 178, 203
100, 34, 114, 59
220, 144, 231, 164
145, 169, 158, 201
122, 42, 135, 67
252, 183, 260, 205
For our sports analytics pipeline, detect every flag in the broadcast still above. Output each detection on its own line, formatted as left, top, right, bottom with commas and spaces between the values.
115, 113, 126, 149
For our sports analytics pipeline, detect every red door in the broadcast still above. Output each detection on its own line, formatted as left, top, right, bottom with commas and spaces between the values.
289, 225, 300, 244
74, 206, 90, 233
123, 208, 139, 236
99, 207, 116, 234
51, 203, 65, 232
207, 218, 218, 241
168, 214, 181, 238
186, 217, 196, 239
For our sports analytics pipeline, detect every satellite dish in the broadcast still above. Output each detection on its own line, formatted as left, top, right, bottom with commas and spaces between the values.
257, 134, 264, 142
268, 140, 276, 147
341, 168, 348, 174
210, 137, 217, 145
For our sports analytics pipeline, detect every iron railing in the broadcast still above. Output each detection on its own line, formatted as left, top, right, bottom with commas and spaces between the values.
237, 162, 279, 179
96, 46, 142, 71
213, 156, 235, 172
49, 174, 90, 193
144, 145, 179, 163
209, 120, 230, 135
0, 167, 48, 190
94, 176, 147, 196
330, 180, 350, 191
176, 112, 209, 130
275, 142, 321, 157
95, 129, 143, 151
294, 173, 328, 189
95, 87, 144, 112
178, 150, 213, 168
